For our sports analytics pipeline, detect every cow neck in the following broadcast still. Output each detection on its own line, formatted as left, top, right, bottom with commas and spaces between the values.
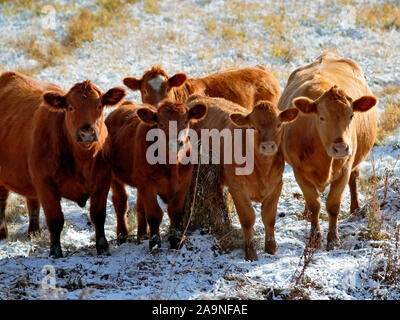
310, 116, 336, 190
254, 147, 282, 176
172, 81, 193, 103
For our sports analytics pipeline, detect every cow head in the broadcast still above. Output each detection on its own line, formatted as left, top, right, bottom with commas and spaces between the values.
42, 80, 126, 149
230, 101, 298, 156
123, 66, 187, 106
293, 85, 377, 159
137, 99, 207, 162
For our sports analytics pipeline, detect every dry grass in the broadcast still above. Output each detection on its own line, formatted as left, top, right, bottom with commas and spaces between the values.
143, 0, 159, 14
15, 32, 70, 74
5, 196, 27, 223
356, 1, 400, 31
376, 100, 400, 145
371, 226, 400, 291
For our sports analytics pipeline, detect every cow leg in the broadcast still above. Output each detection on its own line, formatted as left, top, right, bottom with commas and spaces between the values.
136, 191, 148, 241
261, 181, 282, 255
26, 198, 40, 236
167, 192, 188, 250
111, 180, 129, 245
293, 171, 323, 249
90, 188, 110, 256
230, 190, 258, 261
37, 186, 64, 258
0, 186, 9, 240
140, 189, 163, 251
349, 168, 360, 213
326, 168, 351, 250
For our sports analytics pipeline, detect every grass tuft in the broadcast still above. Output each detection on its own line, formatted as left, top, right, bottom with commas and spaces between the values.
376, 101, 400, 145
356, 1, 400, 31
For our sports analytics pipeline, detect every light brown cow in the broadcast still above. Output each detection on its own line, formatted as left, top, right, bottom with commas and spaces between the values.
278, 51, 378, 249
105, 99, 207, 250
187, 94, 299, 260
0, 71, 126, 257
123, 66, 280, 109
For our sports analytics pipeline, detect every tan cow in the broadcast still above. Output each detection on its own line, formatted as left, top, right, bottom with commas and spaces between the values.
123, 66, 280, 109
187, 95, 298, 260
278, 51, 378, 250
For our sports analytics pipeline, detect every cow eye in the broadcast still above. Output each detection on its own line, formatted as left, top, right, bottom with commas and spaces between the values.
320, 116, 325, 122
97, 105, 103, 110
350, 114, 354, 120
68, 106, 73, 112
277, 123, 281, 129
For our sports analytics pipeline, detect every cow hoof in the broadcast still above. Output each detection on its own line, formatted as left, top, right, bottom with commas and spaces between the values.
244, 238, 258, 261
326, 229, 341, 250
308, 230, 323, 249
169, 229, 184, 249
265, 237, 278, 255
117, 233, 128, 246
96, 237, 110, 256
28, 227, 41, 237
149, 234, 161, 252
49, 244, 63, 258
326, 239, 341, 251
0, 226, 8, 240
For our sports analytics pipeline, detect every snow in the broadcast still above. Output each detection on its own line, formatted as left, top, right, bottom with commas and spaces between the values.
0, 0, 399, 300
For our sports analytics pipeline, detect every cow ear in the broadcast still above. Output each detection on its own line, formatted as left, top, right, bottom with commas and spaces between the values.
230, 113, 250, 127
42, 91, 68, 112
168, 73, 187, 88
137, 107, 157, 125
189, 103, 207, 122
102, 87, 126, 107
293, 97, 317, 114
123, 77, 142, 91
352, 96, 377, 112
279, 108, 299, 123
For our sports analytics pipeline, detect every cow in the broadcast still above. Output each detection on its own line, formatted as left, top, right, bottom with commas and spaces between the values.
0, 71, 126, 258
122, 65, 280, 109
186, 94, 299, 261
278, 51, 378, 250
105, 99, 207, 251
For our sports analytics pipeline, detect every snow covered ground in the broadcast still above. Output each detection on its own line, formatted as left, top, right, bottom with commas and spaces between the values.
0, 0, 399, 300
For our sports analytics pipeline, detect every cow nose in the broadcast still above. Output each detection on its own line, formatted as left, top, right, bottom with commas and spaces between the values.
260, 141, 277, 155
331, 142, 351, 158
77, 126, 97, 142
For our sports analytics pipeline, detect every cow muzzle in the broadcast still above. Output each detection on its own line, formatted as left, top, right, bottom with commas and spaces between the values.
76, 125, 98, 147
328, 142, 352, 159
260, 141, 278, 156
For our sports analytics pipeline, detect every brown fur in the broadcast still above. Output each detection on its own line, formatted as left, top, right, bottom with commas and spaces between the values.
105, 99, 207, 250
0, 71, 126, 257
123, 66, 281, 109
278, 51, 378, 250
187, 94, 298, 261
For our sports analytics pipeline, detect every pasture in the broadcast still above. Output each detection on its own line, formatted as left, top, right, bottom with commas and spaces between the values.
0, 0, 399, 300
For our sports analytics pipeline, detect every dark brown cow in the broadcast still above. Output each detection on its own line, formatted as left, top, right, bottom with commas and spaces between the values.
278, 51, 378, 249
123, 66, 280, 109
187, 95, 298, 260
0, 71, 126, 257
105, 99, 207, 250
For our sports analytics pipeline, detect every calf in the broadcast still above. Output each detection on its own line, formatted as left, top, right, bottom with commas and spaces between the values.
123, 65, 280, 109
105, 99, 207, 250
187, 95, 298, 260
278, 51, 378, 249
0, 71, 126, 257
